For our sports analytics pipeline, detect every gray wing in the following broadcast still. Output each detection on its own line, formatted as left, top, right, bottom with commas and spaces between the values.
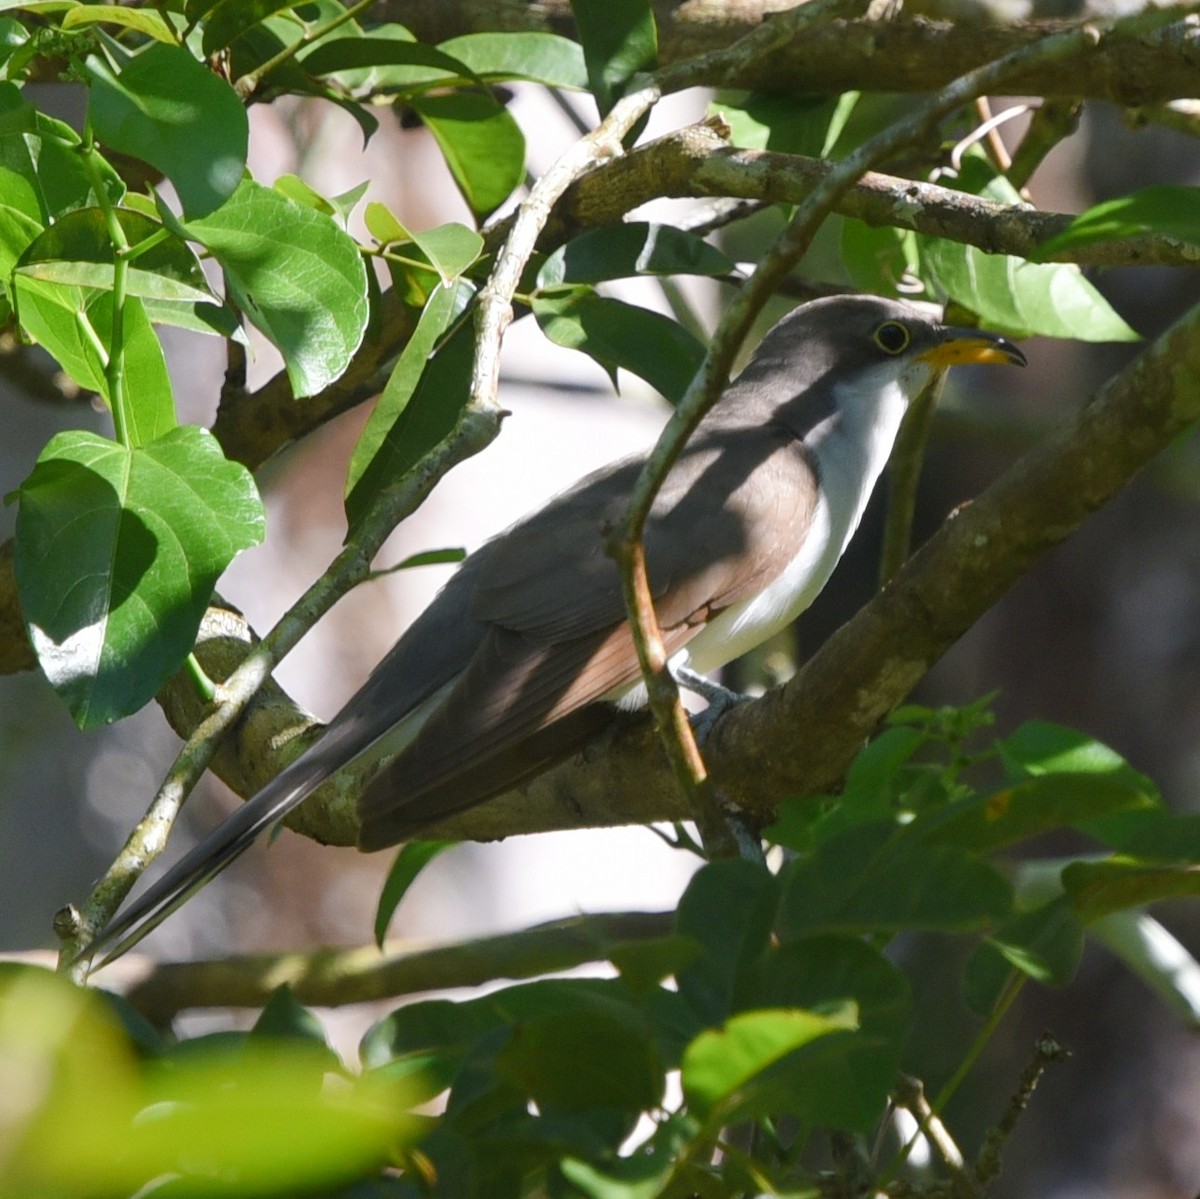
357, 427, 818, 846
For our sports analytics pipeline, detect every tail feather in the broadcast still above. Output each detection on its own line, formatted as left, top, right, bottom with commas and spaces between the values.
84, 745, 345, 968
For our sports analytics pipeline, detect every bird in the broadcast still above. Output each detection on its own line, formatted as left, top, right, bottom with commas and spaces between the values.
83, 294, 1025, 965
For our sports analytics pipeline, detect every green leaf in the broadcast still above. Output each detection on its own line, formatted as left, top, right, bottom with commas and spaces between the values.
0, 92, 124, 222
167, 179, 368, 398
439, 32, 587, 89
999, 720, 1155, 790
1083, 809, 1200, 862
681, 1004, 858, 1123
15, 206, 215, 305
199, 0, 297, 55
1034, 185, 1200, 259
409, 90, 525, 219
345, 280, 470, 523
13, 277, 176, 444
343, 288, 472, 528
777, 830, 1013, 936
537, 223, 733, 288
841, 216, 920, 297
533, 288, 705, 402
674, 859, 779, 1025
908, 773, 1155, 856
743, 935, 911, 1131
497, 1006, 664, 1116
374, 840, 454, 947
13, 427, 264, 727
921, 234, 1138, 341
717, 90, 859, 158
963, 895, 1084, 1016
85, 43, 247, 218
298, 26, 475, 87
0, 201, 41, 279
919, 167, 1138, 342
62, 4, 177, 41
571, 0, 657, 115
1063, 858, 1200, 923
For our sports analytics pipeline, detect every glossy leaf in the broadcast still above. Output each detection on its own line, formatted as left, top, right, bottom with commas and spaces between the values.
681, 1004, 858, 1123
409, 90, 525, 218
537, 222, 733, 287
922, 234, 1138, 341
920, 167, 1138, 341
62, 4, 177, 41
13, 427, 264, 727
86, 43, 247, 218
1034, 185, 1200, 259
533, 288, 705, 402
345, 280, 471, 523
200, 0, 296, 55
439, 31, 587, 88
299, 26, 474, 86
571, 0, 657, 115
167, 179, 369, 397
15, 206, 214, 305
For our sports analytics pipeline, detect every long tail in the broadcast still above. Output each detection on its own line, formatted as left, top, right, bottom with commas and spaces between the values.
81, 718, 375, 969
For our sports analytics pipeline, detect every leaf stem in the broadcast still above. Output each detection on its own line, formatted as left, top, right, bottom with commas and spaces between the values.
79, 128, 134, 447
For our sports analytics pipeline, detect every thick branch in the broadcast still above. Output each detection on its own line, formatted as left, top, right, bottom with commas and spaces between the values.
375, 1, 1200, 104
559, 123, 1200, 269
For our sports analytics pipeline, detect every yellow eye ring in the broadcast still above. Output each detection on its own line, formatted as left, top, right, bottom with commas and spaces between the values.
873, 321, 911, 355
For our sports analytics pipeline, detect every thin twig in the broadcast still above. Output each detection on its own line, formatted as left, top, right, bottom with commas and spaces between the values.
1008, 99, 1083, 191
973, 1032, 1071, 1187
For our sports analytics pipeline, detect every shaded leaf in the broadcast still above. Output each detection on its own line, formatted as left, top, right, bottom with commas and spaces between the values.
86, 43, 247, 218
777, 827, 1013, 937
674, 859, 778, 1025
743, 935, 911, 1131
1063, 859, 1200, 923
346, 280, 471, 524
538, 223, 733, 288
533, 288, 704, 402
572, 0, 657, 115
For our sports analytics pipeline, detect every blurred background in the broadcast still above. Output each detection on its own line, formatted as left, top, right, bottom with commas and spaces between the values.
2, 79, 1199, 1198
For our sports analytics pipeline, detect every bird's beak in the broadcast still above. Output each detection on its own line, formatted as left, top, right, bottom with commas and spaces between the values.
920, 327, 1027, 369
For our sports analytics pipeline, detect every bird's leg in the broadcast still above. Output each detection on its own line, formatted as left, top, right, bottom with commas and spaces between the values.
669, 663, 765, 865
671, 663, 751, 743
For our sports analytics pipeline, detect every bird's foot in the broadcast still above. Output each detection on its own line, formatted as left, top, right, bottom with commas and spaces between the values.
672, 664, 751, 743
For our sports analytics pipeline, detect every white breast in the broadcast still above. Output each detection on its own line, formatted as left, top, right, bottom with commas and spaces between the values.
612, 370, 915, 707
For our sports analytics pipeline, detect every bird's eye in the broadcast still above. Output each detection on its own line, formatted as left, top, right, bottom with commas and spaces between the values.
873, 321, 911, 355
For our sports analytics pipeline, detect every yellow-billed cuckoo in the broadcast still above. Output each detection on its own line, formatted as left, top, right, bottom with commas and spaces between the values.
84, 295, 1024, 964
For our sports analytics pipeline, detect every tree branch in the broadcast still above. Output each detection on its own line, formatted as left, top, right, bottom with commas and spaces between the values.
375, 1, 1200, 104
116, 910, 675, 1023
